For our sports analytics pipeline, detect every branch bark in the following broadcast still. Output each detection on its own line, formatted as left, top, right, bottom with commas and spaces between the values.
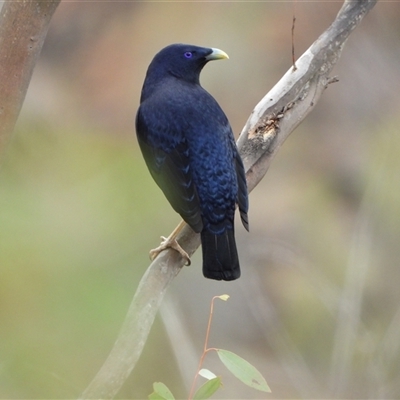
79, 1, 377, 398
0, 0, 60, 155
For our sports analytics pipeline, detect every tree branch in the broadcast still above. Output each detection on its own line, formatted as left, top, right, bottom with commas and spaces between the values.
0, 0, 60, 155
79, 1, 377, 398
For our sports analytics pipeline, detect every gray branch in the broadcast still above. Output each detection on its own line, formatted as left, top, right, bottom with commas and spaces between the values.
0, 0, 61, 155
79, 1, 377, 398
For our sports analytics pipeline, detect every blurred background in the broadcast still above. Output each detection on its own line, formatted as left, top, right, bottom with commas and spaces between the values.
1, 1, 400, 398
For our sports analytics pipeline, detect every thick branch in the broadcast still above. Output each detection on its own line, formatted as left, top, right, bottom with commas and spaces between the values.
238, 0, 377, 189
0, 0, 60, 155
79, 1, 377, 398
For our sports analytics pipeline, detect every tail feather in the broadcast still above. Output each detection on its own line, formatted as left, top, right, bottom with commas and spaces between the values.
201, 229, 240, 281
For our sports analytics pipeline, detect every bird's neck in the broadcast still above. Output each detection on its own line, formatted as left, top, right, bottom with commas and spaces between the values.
141, 73, 200, 102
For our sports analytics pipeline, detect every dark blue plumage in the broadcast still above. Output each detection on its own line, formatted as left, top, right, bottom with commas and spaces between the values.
135, 44, 248, 281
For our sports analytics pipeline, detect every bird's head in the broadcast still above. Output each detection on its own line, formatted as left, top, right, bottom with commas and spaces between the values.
145, 43, 229, 86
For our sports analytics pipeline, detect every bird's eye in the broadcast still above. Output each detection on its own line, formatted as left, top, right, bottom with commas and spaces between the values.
184, 51, 193, 59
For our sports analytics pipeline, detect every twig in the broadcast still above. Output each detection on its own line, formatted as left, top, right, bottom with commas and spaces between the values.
291, 1, 297, 71
188, 295, 220, 400
78, 1, 378, 398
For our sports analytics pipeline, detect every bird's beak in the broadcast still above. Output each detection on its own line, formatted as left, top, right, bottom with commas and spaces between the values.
205, 48, 229, 61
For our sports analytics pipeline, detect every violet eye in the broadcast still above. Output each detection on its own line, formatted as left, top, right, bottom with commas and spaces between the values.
184, 51, 193, 59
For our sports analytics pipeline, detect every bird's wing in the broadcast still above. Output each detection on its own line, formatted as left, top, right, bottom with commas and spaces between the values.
235, 152, 249, 231
137, 131, 203, 234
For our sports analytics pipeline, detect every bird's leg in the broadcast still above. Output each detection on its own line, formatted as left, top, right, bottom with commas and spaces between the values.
149, 220, 191, 265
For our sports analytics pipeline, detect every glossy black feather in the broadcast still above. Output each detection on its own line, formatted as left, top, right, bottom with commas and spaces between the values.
136, 128, 203, 233
135, 43, 249, 281
201, 229, 240, 281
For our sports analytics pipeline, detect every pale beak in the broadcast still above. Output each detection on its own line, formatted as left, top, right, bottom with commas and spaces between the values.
205, 48, 229, 61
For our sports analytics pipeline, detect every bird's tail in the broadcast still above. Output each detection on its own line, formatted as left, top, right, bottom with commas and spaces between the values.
201, 229, 240, 281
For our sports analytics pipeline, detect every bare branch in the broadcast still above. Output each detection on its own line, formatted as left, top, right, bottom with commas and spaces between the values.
238, 0, 377, 190
0, 0, 60, 155
79, 1, 377, 398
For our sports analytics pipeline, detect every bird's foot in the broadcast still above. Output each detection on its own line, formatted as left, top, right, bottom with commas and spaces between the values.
150, 236, 191, 266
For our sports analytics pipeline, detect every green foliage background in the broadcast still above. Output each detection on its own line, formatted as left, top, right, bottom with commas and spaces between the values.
0, 123, 181, 398
1, 1, 400, 399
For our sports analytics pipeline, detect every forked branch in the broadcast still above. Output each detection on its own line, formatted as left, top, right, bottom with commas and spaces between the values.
79, 1, 378, 398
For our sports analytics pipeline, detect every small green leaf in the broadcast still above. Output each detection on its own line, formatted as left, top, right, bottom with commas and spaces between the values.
217, 294, 230, 301
217, 349, 271, 393
199, 368, 217, 380
148, 393, 164, 400
148, 382, 175, 400
193, 377, 222, 400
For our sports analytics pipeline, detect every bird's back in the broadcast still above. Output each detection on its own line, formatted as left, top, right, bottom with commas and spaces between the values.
135, 44, 248, 281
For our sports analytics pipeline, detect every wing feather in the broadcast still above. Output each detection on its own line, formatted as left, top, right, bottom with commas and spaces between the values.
137, 131, 203, 233
235, 152, 249, 232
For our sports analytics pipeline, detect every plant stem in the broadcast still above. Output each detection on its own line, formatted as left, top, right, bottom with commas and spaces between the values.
188, 296, 219, 400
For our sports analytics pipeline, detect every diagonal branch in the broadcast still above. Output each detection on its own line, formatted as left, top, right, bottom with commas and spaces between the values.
0, 0, 61, 155
79, 1, 377, 398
